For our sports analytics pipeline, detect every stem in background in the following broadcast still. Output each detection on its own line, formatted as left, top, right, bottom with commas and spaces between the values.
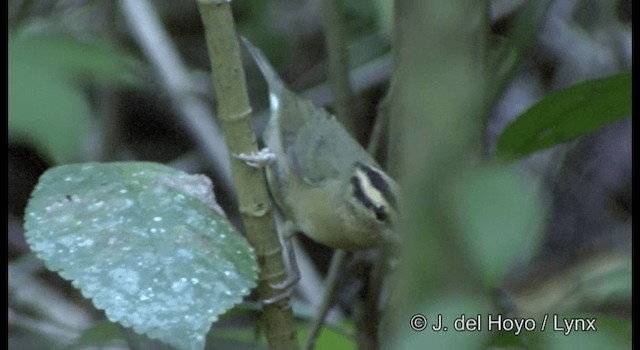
292, 237, 344, 325
302, 250, 347, 350
353, 253, 382, 350
196, 1, 298, 349
95, 2, 120, 162
319, 0, 356, 135
385, 0, 487, 345
119, 0, 234, 194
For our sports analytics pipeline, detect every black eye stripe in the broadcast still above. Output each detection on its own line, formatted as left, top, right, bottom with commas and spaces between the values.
351, 173, 389, 222
351, 176, 372, 208
355, 162, 398, 211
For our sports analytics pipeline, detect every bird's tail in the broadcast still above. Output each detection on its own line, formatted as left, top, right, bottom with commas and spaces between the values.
240, 36, 286, 97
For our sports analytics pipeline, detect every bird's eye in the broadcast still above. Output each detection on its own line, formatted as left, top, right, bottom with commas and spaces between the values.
374, 206, 388, 222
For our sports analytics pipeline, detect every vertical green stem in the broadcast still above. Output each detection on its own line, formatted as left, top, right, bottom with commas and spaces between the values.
196, 1, 298, 349
386, 0, 488, 344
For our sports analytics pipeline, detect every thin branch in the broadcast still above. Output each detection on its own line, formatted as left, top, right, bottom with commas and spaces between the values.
319, 0, 355, 134
9, 256, 93, 332
367, 97, 390, 156
196, 1, 298, 349
354, 252, 384, 350
8, 308, 79, 344
119, 0, 233, 194
292, 238, 344, 324
96, 2, 120, 162
302, 250, 347, 350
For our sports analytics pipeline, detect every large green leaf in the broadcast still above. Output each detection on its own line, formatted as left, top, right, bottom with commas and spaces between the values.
24, 162, 259, 350
495, 73, 631, 160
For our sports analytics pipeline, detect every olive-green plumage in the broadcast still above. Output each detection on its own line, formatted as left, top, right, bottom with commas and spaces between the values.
243, 38, 399, 250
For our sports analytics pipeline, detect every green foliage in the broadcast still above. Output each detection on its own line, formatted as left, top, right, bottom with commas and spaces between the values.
8, 28, 137, 163
24, 162, 259, 350
532, 314, 631, 350
496, 73, 631, 160
69, 321, 126, 349
299, 321, 355, 350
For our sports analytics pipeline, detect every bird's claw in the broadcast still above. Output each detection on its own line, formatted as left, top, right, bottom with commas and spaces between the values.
260, 234, 300, 305
234, 148, 276, 168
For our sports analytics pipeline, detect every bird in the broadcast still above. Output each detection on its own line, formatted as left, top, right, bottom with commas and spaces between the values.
240, 37, 400, 251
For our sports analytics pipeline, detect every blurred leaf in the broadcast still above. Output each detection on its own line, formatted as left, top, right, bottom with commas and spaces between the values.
24, 162, 259, 350
11, 30, 138, 82
483, 0, 553, 125
533, 314, 631, 350
596, 314, 632, 343
201, 302, 266, 349
70, 321, 126, 349
8, 30, 138, 163
512, 252, 631, 316
9, 43, 88, 164
490, 0, 554, 88
485, 328, 523, 348
305, 327, 354, 350
298, 320, 355, 350
495, 73, 631, 160
576, 253, 632, 308
451, 165, 544, 287
207, 327, 267, 350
